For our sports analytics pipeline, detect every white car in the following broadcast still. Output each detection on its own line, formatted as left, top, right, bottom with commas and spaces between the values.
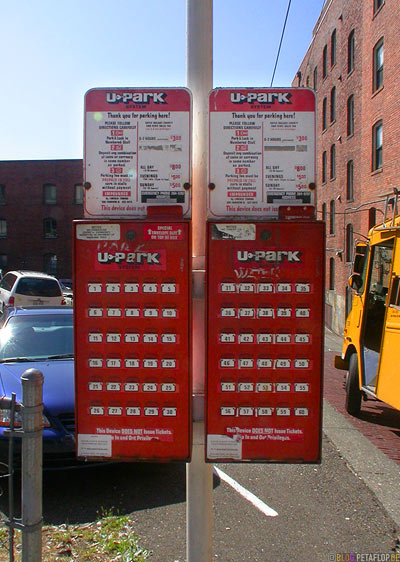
0, 271, 65, 310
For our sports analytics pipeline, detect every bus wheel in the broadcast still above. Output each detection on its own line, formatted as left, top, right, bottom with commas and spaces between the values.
345, 354, 362, 416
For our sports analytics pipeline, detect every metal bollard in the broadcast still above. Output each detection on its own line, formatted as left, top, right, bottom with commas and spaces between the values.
21, 368, 43, 562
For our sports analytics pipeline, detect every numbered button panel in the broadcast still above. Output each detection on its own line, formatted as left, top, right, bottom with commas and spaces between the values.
206, 220, 325, 463
74, 220, 191, 462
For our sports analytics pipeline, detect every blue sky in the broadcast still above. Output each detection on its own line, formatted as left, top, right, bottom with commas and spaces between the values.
0, 0, 324, 160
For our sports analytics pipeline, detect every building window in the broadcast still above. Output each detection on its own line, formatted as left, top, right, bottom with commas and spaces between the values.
322, 202, 327, 222
43, 217, 57, 239
329, 258, 335, 290
347, 95, 354, 136
369, 207, 377, 229
44, 254, 57, 276
330, 87, 336, 123
373, 38, 383, 91
329, 200, 335, 235
346, 224, 354, 262
374, 0, 384, 14
346, 160, 354, 201
322, 151, 327, 184
74, 183, 84, 204
322, 45, 328, 78
331, 29, 337, 67
43, 183, 57, 205
0, 185, 5, 206
313, 66, 317, 90
372, 120, 383, 170
0, 219, 7, 238
322, 97, 327, 131
330, 144, 336, 179
348, 30, 355, 74
0, 254, 7, 269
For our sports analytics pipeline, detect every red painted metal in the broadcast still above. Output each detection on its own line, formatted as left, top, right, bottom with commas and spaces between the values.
73, 219, 191, 461
206, 220, 325, 463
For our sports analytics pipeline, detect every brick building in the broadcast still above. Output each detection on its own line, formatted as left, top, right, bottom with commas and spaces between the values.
294, 0, 397, 334
0, 160, 84, 279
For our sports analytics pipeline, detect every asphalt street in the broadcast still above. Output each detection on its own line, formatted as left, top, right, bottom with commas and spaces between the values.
0, 329, 398, 562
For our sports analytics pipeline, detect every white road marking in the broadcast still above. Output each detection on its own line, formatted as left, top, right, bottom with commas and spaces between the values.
213, 467, 278, 517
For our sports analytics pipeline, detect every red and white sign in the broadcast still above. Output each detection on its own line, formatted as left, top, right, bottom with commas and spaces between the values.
206, 220, 324, 463
84, 88, 192, 218
208, 88, 316, 219
73, 219, 191, 461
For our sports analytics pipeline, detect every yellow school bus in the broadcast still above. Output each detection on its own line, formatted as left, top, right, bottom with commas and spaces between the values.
335, 191, 400, 415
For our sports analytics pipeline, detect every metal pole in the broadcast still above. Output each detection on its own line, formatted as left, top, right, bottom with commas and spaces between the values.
187, 0, 213, 259
8, 393, 17, 562
21, 369, 43, 562
187, 1, 213, 561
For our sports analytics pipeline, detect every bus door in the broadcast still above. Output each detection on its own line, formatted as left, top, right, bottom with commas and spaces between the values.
375, 235, 400, 409
361, 239, 394, 390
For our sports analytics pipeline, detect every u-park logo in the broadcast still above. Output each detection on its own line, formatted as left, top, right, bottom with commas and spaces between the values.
106, 92, 167, 104
97, 251, 161, 265
96, 250, 166, 271
230, 92, 292, 104
236, 249, 302, 263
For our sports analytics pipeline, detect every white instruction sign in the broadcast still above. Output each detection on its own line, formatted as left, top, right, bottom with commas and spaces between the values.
84, 88, 192, 218
77, 434, 112, 457
208, 88, 315, 218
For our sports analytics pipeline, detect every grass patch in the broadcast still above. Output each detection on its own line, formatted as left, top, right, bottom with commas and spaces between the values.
0, 508, 152, 561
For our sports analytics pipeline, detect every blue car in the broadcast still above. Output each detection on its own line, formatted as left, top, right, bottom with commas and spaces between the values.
0, 306, 77, 468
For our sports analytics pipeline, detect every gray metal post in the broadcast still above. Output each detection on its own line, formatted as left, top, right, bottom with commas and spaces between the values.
187, 1, 213, 560
21, 368, 43, 562
187, 0, 213, 260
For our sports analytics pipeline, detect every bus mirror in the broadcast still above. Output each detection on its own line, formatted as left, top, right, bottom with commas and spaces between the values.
349, 273, 362, 291
352, 244, 367, 275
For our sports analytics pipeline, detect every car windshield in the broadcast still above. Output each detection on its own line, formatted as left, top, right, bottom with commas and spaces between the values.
0, 313, 73, 361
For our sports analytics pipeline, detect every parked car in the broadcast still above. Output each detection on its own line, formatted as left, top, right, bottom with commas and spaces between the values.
0, 271, 65, 310
58, 278, 73, 306
0, 306, 78, 468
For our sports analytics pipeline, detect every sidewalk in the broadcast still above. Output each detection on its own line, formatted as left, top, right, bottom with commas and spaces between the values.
323, 328, 400, 527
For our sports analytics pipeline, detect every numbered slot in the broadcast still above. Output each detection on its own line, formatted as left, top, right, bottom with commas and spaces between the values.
126, 407, 141, 416
106, 382, 121, 391
90, 406, 104, 415
220, 307, 236, 318
88, 307, 103, 317
107, 308, 122, 317
88, 333, 103, 343
220, 283, 236, 293
221, 382, 235, 392
124, 283, 139, 293
87, 283, 102, 293
88, 382, 103, 391
124, 382, 139, 392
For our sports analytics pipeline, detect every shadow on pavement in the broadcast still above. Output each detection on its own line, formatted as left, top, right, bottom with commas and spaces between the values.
0, 459, 221, 526
1, 461, 186, 525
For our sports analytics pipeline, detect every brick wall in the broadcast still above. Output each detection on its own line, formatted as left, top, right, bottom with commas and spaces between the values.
294, 0, 399, 333
0, 160, 84, 278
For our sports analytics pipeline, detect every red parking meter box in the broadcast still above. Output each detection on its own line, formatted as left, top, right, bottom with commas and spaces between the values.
206, 220, 325, 463
73, 219, 191, 461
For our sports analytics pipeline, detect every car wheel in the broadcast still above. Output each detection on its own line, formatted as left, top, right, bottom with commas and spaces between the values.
345, 353, 362, 416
